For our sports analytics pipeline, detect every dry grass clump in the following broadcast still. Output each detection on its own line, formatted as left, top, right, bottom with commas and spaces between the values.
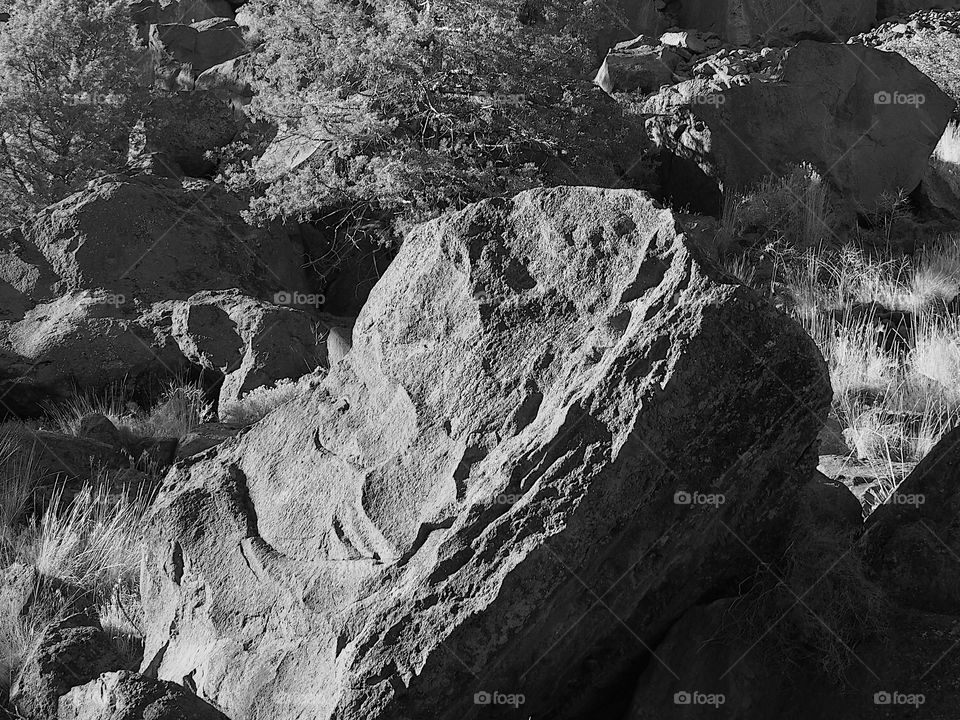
728, 232, 960, 510
934, 120, 960, 166
46, 377, 210, 442
720, 163, 833, 250
220, 373, 322, 426
0, 452, 152, 690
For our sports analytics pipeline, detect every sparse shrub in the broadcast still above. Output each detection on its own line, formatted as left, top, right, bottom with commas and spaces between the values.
137, 380, 210, 439
722, 163, 834, 249
219, 375, 319, 427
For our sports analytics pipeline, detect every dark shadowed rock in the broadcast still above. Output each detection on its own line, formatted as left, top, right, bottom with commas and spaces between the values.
22, 175, 312, 304
58, 670, 230, 720
169, 289, 319, 408
595, 36, 680, 94
642, 40, 953, 213
626, 598, 960, 719
861, 426, 960, 613
0, 175, 322, 416
671, 0, 877, 44
150, 18, 246, 75
139, 187, 829, 719
11, 619, 124, 720
77, 414, 123, 447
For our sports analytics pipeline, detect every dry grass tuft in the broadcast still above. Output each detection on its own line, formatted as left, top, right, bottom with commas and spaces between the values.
220, 373, 322, 427
46, 377, 210, 442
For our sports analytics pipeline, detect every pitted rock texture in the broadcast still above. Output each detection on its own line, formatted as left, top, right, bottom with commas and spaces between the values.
139, 186, 829, 720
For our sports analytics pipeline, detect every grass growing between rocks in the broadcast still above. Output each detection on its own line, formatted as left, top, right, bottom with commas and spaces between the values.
45, 377, 210, 443
726, 234, 960, 513
219, 373, 323, 426
0, 447, 152, 691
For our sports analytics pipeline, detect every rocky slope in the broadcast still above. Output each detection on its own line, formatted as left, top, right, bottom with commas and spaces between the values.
1, 1, 960, 719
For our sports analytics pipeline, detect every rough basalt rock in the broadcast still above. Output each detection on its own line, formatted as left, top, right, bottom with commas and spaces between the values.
11, 620, 124, 720
59, 671, 230, 720
641, 40, 953, 213
139, 187, 829, 719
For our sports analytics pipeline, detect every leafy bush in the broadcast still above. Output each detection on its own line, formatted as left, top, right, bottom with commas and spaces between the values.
0, 0, 148, 225
221, 0, 648, 242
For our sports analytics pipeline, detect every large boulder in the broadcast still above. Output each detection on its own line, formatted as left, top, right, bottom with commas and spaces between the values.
853, 9, 960, 107
0, 292, 191, 416
150, 18, 246, 75
0, 175, 321, 417
626, 598, 960, 719
10, 620, 124, 720
22, 175, 311, 304
669, 0, 877, 44
138, 187, 829, 719
195, 54, 254, 109
169, 289, 321, 408
641, 40, 953, 213
58, 671, 230, 720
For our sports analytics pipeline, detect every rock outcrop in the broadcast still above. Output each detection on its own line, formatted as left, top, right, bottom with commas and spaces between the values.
23, 175, 310, 304
0, 175, 328, 416
11, 620, 124, 720
638, 40, 953, 212
670, 0, 877, 44
59, 671, 230, 720
853, 8, 960, 107
170, 289, 320, 408
150, 18, 246, 75
139, 187, 829, 719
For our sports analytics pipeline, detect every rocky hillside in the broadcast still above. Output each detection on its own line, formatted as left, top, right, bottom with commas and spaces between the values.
0, 0, 959, 719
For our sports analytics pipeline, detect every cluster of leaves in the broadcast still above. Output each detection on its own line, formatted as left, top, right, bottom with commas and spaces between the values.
0, 0, 147, 226
221, 0, 649, 241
